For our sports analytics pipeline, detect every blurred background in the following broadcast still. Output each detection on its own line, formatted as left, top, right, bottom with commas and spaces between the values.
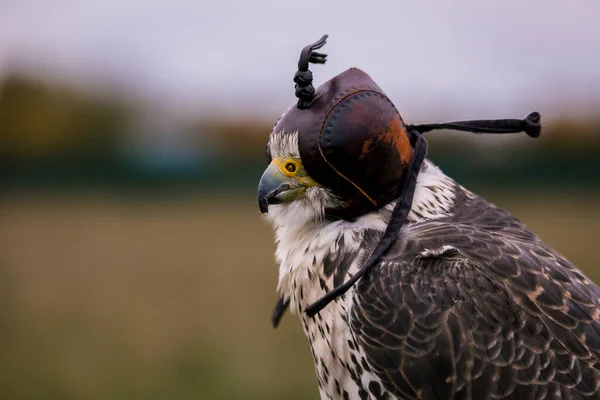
1, 1, 600, 399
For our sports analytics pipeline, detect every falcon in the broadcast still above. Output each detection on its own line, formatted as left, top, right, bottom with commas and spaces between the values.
258, 35, 600, 399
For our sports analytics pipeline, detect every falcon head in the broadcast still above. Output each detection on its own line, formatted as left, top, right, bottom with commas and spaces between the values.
257, 67, 415, 224
258, 130, 342, 228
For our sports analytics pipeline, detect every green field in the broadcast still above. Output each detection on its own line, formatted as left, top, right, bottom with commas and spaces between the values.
1, 191, 599, 399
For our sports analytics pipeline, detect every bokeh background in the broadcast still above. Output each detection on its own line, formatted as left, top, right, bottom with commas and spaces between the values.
1, 1, 600, 399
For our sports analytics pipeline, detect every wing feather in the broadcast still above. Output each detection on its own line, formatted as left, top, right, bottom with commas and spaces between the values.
350, 216, 600, 399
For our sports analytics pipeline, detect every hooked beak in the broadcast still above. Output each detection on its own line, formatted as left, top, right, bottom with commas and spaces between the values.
258, 163, 304, 213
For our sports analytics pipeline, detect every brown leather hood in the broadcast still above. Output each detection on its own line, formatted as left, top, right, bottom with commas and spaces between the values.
271, 67, 414, 220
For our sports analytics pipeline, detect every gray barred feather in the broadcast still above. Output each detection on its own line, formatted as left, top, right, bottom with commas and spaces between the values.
351, 191, 600, 400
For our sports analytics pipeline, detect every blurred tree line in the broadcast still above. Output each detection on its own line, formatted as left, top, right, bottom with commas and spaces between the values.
1, 73, 599, 191
0, 74, 129, 158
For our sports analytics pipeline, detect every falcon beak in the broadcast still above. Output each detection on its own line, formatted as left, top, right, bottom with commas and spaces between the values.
258, 162, 304, 213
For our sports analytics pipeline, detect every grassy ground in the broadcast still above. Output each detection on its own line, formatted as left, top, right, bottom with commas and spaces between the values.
0, 190, 599, 399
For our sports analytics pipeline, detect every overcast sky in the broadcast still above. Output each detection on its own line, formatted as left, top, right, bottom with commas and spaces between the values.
1, 0, 599, 120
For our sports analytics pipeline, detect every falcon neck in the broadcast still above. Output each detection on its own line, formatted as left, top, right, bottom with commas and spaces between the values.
275, 160, 459, 312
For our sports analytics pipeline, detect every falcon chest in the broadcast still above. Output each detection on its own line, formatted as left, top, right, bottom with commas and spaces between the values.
277, 228, 384, 400
273, 164, 459, 399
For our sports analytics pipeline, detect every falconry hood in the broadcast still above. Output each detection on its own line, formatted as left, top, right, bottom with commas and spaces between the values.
273, 67, 411, 219
263, 35, 543, 323
266, 35, 542, 221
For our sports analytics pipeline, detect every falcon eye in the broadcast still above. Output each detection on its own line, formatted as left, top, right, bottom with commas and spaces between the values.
285, 163, 296, 173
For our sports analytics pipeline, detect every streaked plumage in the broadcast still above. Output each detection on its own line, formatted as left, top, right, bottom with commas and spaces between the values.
263, 130, 600, 400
